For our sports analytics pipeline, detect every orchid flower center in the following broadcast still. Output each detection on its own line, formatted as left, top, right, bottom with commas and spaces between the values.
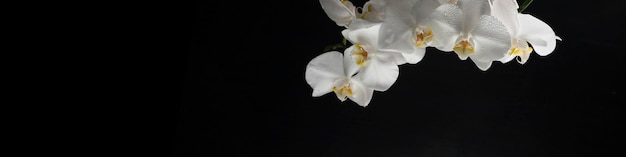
358, 5, 374, 19
352, 44, 370, 67
332, 78, 353, 101
414, 27, 433, 48
357, 3, 383, 22
453, 39, 475, 59
509, 39, 533, 56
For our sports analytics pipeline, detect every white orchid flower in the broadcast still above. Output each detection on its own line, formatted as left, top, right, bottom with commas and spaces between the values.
342, 23, 402, 91
320, 0, 387, 28
377, 0, 443, 64
490, 0, 562, 64
319, 0, 357, 27
305, 51, 374, 107
429, 0, 511, 71
358, 0, 387, 23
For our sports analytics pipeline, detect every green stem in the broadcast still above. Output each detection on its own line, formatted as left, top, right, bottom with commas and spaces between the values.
323, 38, 348, 52
518, 0, 534, 13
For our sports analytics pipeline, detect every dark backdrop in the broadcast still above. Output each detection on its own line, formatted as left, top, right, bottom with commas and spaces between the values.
139, 0, 626, 156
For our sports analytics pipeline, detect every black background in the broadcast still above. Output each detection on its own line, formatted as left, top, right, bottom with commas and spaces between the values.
135, 0, 626, 156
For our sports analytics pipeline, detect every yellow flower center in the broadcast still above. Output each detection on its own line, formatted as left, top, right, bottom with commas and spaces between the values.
352, 44, 369, 66
414, 27, 433, 48
509, 39, 533, 56
453, 39, 475, 58
332, 84, 353, 100
509, 46, 533, 56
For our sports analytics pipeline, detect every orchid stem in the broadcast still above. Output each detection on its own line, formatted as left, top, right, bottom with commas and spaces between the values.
323, 38, 347, 52
518, 0, 534, 13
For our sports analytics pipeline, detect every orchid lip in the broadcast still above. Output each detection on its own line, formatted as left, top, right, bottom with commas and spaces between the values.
352, 44, 370, 67
414, 27, 434, 48
453, 39, 475, 60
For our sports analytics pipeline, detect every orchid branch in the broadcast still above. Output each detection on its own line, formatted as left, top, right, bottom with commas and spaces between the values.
518, 0, 534, 13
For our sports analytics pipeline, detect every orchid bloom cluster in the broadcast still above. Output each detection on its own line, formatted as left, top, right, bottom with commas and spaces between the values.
305, 0, 561, 107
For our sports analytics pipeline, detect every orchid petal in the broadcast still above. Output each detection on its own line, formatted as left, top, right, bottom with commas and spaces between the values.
378, 17, 415, 54
377, 48, 410, 65
342, 46, 360, 76
343, 23, 382, 49
382, 0, 416, 27
305, 51, 346, 97
355, 58, 399, 91
410, 0, 441, 23
428, 4, 462, 52
457, 0, 491, 32
377, 49, 407, 64
517, 14, 559, 56
320, 0, 356, 27
366, 0, 387, 9
472, 59, 493, 71
348, 18, 380, 29
401, 47, 426, 64
346, 79, 374, 107
498, 54, 516, 63
359, 0, 386, 22
438, 0, 458, 4
490, 0, 520, 35
471, 15, 511, 65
